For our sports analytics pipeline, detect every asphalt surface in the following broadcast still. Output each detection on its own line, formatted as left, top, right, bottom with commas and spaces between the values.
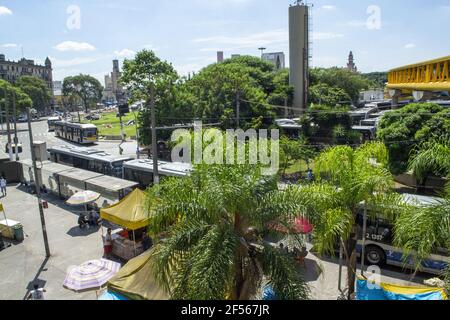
0, 119, 139, 160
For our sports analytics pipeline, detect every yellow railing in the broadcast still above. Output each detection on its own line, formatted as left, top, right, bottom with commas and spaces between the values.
387, 55, 450, 91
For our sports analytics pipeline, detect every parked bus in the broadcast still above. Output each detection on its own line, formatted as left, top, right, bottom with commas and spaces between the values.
47, 117, 61, 132
123, 159, 192, 187
356, 194, 448, 275
48, 145, 134, 178
54, 121, 98, 144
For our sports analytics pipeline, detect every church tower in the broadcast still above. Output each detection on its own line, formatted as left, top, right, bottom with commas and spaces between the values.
347, 51, 358, 73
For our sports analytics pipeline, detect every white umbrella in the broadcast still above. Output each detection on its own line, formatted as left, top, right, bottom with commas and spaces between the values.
66, 190, 101, 206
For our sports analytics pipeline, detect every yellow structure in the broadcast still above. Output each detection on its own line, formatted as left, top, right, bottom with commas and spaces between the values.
387, 55, 450, 91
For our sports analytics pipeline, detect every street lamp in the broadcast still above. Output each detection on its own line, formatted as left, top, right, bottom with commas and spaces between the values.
258, 47, 267, 58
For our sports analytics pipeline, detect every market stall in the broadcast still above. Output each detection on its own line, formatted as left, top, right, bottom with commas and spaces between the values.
107, 249, 168, 300
100, 189, 151, 261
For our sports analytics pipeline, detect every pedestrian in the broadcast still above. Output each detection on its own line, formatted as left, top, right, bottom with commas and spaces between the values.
307, 169, 315, 183
26, 284, 46, 300
142, 231, 153, 251
0, 176, 7, 197
103, 228, 113, 258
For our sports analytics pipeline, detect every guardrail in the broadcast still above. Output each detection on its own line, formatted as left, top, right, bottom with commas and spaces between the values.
387, 55, 450, 91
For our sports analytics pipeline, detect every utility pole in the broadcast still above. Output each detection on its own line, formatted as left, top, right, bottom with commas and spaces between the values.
236, 91, 240, 128
27, 107, 51, 258
12, 91, 19, 161
150, 85, 159, 185
0, 88, 4, 134
5, 93, 13, 161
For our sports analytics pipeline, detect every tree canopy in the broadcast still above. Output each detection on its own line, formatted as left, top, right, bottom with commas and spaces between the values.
63, 74, 103, 113
16, 76, 52, 112
0, 79, 33, 114
309, 67, 373, 105
377, 103, 450, 174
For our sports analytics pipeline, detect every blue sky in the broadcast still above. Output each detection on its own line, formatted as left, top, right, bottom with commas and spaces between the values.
1, 0, 450, 84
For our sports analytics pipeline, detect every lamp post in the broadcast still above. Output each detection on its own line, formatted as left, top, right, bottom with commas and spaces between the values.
258, 47, 266, 59
27, 107, 51, 258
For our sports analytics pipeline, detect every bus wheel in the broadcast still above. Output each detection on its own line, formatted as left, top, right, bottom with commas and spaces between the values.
365, 246, 386, 266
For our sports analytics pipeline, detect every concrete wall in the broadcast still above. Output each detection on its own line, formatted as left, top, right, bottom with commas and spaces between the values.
289, 4, 309, 115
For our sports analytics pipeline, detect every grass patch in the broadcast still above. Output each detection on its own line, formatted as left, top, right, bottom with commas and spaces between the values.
284, 160, 314, 175
83, 112, 137, 137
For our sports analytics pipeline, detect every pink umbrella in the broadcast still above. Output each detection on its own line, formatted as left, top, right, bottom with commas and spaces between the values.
291, 217, 314, 234
268, 217, 314, 234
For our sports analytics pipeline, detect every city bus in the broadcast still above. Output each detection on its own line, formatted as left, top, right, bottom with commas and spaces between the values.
47, 117, 61, 132
123, 159, 192, 188
54, 121, 98, 144
48, 145, 134, 178
356, 194, 449, 276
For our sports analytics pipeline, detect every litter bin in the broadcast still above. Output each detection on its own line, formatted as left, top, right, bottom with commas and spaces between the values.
13, 224, 24, 242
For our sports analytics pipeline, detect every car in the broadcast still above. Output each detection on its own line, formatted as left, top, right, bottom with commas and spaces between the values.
85, 114, 101, 121
17, 116, 28, 123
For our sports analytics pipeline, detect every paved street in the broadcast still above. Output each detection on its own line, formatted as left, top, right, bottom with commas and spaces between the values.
0, 185, 431, 300
0, 119, 139, 161
0, 185, 105, 300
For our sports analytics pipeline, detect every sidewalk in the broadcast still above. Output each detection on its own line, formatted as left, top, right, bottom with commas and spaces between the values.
0, 185, 104, 300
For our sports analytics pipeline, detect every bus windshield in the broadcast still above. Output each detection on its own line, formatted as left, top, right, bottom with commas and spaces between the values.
83, 129, 97, 137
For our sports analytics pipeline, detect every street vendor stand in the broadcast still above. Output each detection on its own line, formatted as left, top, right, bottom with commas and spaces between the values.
100, 189, 151, 261
0, 203, 24, 242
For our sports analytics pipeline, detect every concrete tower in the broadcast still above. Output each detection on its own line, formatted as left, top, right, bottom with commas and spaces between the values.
217, 51, 224, 63
289, 1, 310, 115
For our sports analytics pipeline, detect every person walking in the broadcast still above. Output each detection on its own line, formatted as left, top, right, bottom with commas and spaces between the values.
0, 177, 7, 197
26, 284, 46, 300
103, 228, 113, 258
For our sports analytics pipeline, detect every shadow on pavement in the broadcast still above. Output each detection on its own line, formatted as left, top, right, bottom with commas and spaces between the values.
22, 256, 50, 300
67, 225, 101, 238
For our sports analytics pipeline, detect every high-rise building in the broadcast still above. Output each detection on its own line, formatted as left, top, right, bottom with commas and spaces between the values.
289, 1, 310, 115
347, 51, 358, 73
217, 51, 224, 63
0, 53, 53, 91
262, 52, 286, 70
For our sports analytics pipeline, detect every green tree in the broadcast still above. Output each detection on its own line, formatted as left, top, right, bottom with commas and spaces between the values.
309, 67, 373, 105
279, 136, 315, 175
394, 183, 450, 281
121, 50, 179, 146
309, 83, 351, 107
146, 164, 310, 300
408, 138, 450, 185
0, 79, 33, 115
16, 76, 52, 112
289, 142, 404, 299
62, 74, 103, 114
377, 103, 450, 174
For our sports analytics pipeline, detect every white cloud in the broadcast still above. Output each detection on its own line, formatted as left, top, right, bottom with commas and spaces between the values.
194, 29, 343, 50
312, 32, 344, 40
194, 29, 288, 49
54, 41, 96, 52
321, 5, 336, 10
114, 49, 136, 57
2, 43, 17, 48
50, 56, 103, 68
404, 43, 416, 49
142, 44, 160, 52
0, 6, 12, 16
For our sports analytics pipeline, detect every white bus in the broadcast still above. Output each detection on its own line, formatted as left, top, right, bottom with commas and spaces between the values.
54, 121, 98, 144
356, 194, 449, 276
47, 117, 61, 132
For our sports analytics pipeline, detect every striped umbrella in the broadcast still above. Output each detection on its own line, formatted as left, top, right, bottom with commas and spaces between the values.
64, 259, 121, 292
66, 190, 101, 206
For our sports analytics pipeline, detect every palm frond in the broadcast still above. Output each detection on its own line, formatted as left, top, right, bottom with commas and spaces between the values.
260, 244, 310, 300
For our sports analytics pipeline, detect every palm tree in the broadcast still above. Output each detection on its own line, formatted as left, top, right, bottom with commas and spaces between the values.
394, 183, 450, 283
146, 164, 310, 300
408, 138, 450, 185
288, 142, 404, 299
